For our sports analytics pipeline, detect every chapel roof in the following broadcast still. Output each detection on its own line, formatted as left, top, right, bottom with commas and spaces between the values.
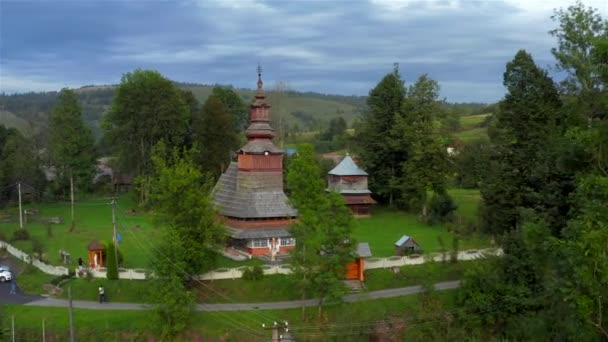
328, 154, 368, 176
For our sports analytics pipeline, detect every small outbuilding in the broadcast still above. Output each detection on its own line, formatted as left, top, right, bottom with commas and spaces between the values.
395, 235, 421, 255
345, 242, 372, 282
87, 240, 104, 269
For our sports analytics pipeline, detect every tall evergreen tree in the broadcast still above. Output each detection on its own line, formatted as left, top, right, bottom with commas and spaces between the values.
355, 65, 406, 206
481, 50, 563, 236
391, 75, 450, 212
192, 95, 238, 178
49, 88, 96, 192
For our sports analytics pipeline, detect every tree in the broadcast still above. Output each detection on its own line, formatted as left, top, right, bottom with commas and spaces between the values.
148, 229, 195, 339
551, 1, 608, 122
0, 125, 45, 203
105, 242, 118, 280
480, 50, 563, 236
550, 1, 607, 95
392, 75, 450, 213
192, 95, 238, 178
287, 144, 355, 319
354, 65, 406, 206
148, 143, 226, 277
146, 144, 224, 338
102, 70, 188, 203
453, 140, 491, 189
211, 86, 247, 133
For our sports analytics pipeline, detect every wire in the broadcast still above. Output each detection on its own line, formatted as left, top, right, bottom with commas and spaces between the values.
114, 202, 285, 325
113, 205, 268, 338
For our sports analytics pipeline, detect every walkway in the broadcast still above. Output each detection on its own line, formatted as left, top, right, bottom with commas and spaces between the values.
18, 280, 460, 312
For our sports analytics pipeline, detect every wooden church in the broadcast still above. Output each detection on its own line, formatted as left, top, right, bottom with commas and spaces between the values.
213, 67, 297, 257
327, 154, 376, 216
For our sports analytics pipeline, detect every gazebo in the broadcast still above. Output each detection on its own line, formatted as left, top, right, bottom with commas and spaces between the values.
87, 240, 104, 269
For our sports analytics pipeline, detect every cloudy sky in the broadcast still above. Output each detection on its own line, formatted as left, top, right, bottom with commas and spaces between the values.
1, 0, 606, 102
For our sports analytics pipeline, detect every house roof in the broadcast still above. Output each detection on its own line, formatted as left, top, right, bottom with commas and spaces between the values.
356, 242, 372, 257
328, 154, 368, 176
213, 162, 297, 219
395, 235, 411, 246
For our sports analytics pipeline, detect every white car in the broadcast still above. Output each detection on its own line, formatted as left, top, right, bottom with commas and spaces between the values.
0, 266, 13, 282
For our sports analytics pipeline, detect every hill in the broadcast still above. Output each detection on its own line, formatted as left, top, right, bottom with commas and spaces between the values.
0, 83, 367, 139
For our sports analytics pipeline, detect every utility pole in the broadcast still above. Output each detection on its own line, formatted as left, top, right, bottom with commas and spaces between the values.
42, 318, 46, 342
11, 315, 14, 342
70, 174, 75, 230
263, 321, 289, 342
68, 286, 75, 342
18, 182, 23, 229
111, 197, 119, 271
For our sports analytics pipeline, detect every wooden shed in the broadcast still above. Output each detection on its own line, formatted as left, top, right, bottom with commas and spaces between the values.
345, 242, 372, 282
395, 235, 421, 256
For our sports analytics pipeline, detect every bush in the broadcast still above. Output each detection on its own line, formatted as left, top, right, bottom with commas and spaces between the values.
11, 229, 30, 242
428, 193, 458, 224
31, 238, 45, 261
242, 265, 264, 281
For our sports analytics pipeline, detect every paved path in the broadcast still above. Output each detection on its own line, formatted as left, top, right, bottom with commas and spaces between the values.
20, 280, 460, 312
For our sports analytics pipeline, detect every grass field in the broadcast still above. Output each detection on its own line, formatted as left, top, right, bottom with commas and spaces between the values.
1, 188, 488, 268
453, 114, 490, 142
0, 193, 161, 268
352, 189, 489, 257
1, 289, 459, 340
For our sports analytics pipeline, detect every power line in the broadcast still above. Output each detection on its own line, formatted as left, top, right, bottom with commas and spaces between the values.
113, 207, 267, 338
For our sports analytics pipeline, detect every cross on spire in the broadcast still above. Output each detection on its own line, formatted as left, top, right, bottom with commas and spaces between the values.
257, 63, 264, 90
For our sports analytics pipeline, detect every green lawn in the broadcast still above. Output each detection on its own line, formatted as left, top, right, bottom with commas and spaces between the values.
364, 260, 481, 291
450, 188, 481, 223
1, 289, 459, 340
0, 194, 258, 270
453, 114, 490, 142
353, 189, 490, 257
0, 193, 161, 268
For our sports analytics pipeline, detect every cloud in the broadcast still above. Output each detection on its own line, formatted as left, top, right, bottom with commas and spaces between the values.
1, 0, 603, 102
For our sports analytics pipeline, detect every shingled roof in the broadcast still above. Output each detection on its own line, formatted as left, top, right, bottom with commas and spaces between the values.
239, 140, 283, 154
213, 162, 297, 219
328, 154, 368, 176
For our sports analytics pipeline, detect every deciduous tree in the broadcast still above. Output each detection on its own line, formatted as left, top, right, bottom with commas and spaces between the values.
287, 144, 355, 319
102, 69, 188, 203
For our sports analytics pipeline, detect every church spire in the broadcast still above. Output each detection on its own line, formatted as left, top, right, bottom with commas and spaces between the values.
246, 64, 274, 141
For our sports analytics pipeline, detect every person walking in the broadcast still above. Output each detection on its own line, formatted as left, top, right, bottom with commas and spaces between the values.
98, 285, 105, 303
9, 277, 16, 295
